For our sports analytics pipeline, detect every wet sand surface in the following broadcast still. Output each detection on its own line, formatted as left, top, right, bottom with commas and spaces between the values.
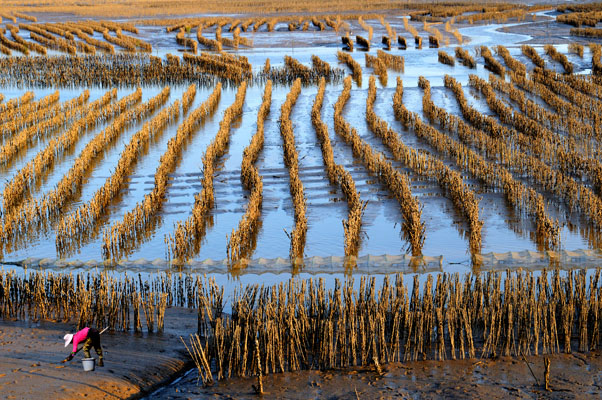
0, 308, 196, 399
152, 351, 602, 399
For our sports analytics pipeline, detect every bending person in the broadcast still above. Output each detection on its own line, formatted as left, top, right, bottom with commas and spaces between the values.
62, 327, 104, 366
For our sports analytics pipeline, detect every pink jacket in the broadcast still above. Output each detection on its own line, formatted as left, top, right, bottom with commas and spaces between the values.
72, 327, 90, 353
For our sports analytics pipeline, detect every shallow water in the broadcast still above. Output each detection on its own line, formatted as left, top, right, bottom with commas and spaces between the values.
0, 17, 601, 278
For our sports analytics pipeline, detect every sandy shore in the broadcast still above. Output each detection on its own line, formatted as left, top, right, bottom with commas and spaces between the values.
152, 351, 602, 399
0, 308, 196, 399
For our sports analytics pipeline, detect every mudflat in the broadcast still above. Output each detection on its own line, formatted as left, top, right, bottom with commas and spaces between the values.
153, 351, 602, 399
0, 308, 196, 400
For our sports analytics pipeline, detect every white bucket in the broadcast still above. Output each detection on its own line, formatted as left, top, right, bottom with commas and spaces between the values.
82, 358, 95, 371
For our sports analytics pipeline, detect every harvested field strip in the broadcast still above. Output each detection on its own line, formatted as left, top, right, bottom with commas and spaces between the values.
104, 84, 222, 261
227, 81, 272, 266
56, 87, 187, 257
0, 88, 169, 252
166, 83, 246, 263
469, 74, 602, 201
0, 92, 34, 117
335, 76, 425, 255
278, 79, 307, 261
444, 75, 602, 230
0, 91, 60, 140
416, 76, 559, 248
312, 77, 363, 257
0, 90, 121, 216
0, 91, 90, 169
369, 76, 482, 254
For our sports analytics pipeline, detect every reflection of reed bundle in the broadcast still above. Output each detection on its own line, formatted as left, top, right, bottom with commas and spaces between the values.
495, 45, 526, 76
278, 79, 307, 262
418, 76, 560, 248
521, 44, 545, 68
227, 81, 272, 266
438, 49, 454, 65
544, 44, 573, 74
357, 16, 373, 41
104, 84, 222, 261
335, 76, 425, 255
56, 87, 185, 255
480, 45, 505, 77
337, 50, 362, 85
167, 83, 246, 263
312, 78, 363, 257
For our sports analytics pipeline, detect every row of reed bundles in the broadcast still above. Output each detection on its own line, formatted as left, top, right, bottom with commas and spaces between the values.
263, 55, 344, 85
0, 91, 89, 169
417, 76, 560, 249
1, 90, 118, 219
455, 47, 476, 68
278, 79, 307, 262
0, 90, 60, 139
334, 76, 425, 256
383, 77, 483, 254
227, 81, 273, 266
4, 268, 602, 379
312, 77, 363, 257
0, 89, 158, 254
104, 84, 222, 261
167, 83, 247, 263
444, 75, 602, 232
56, 86, 190, 257
191, 268, 602, 380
